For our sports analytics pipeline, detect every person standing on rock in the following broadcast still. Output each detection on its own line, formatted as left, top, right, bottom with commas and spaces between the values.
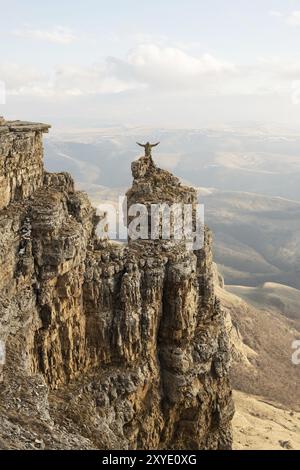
136, 141, 160, 158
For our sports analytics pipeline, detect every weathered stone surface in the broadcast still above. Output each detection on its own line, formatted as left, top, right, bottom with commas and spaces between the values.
0, 121, 50, 211
0, 120, 233, 449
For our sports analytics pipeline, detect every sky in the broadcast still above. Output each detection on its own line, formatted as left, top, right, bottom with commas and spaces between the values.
2, 0, 300, 128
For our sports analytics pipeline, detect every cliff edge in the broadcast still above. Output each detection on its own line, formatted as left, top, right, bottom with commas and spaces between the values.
0, 120, 234, 449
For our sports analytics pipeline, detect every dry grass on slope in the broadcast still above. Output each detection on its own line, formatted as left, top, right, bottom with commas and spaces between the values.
216, 286, 300, 410
233, 390, 300, 450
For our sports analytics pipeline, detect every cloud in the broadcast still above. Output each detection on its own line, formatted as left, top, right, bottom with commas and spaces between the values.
3, 44, 300, 101
0, 61, 142, 97
53, 63, 143, 95
1, 44, 237, 98
256, 57, 300, 80
269, 10, 300, 27
128, 45, 234, 74
110, 44, 237, 90
286, 11, 300, 26
0, 63, 46, 90
12, 26, 76, 44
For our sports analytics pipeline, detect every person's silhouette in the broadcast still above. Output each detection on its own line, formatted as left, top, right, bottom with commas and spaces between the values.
136, 142, 160, 157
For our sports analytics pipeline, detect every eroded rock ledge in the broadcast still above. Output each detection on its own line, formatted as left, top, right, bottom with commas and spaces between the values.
0, 120, 234, 450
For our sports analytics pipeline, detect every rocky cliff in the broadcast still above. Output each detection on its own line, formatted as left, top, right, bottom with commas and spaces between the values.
0, 118, 234, 450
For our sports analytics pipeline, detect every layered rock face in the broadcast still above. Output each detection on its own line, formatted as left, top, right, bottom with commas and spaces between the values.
0, 120, 234, 449
0, 120, 50, 210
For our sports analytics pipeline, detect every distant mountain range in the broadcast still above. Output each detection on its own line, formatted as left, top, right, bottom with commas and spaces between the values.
44, 126, 300, 289
45, 126, 300, 199
200, 188, 300, 289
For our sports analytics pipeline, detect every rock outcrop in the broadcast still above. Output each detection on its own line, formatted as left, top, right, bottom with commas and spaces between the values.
0, 119, 234, 449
